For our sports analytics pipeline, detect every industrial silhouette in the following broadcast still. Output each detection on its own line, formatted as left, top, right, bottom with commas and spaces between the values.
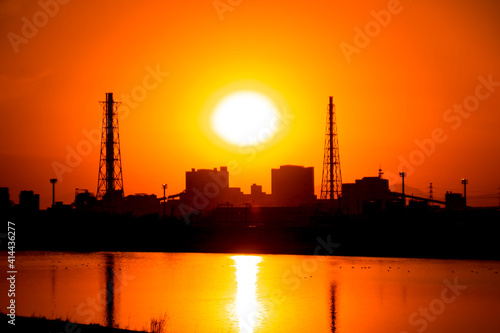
1, 94, 499, 258
1, 94, 494, 220
170, 164, 316, 214
321, 96, 342, 200
97, 92, 124, 202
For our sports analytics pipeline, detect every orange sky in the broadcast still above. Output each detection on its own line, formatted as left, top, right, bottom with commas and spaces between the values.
1, 0, 499, 209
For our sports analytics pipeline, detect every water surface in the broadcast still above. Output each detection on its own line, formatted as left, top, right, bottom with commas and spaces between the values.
2, 251, 500, 332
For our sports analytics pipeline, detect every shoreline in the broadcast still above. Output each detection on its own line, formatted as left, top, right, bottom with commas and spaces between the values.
5, 208, 500, 261
0, 314, 145, 333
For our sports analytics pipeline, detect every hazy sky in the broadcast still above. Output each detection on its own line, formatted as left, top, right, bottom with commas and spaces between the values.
1, 0, 499, 208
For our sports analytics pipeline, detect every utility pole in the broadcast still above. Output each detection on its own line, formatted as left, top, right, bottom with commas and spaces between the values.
162, 184, 167, 218
50, 178, 57, 207
461, 178, 468, 210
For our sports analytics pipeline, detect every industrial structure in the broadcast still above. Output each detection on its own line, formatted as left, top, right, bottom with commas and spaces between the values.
3, 94, 479, 220
97, 93, 124, 202
176, 165, 316, 210
320, 96, 342, 200
163, 165, 317, 224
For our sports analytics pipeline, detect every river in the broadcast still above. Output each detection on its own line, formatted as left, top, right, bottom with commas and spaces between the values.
2, 252, 500, 332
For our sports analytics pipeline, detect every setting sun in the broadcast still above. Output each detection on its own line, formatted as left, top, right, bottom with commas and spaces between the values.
211, 91, 280, 147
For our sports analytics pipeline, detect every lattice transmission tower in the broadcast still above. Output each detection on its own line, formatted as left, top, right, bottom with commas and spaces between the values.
97, 92, 124, 200
320, 96, 342, 200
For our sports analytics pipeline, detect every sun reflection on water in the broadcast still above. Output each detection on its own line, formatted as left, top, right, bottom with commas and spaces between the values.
231, 255, 262, 333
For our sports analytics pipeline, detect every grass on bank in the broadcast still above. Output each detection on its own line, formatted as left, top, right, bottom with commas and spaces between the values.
0, 313, 172, 333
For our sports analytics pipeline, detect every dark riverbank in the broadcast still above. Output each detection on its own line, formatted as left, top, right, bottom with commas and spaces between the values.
1, 314, 145, 333
5, 208, 500, 260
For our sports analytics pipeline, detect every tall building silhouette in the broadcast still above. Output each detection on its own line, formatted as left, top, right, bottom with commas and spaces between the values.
321, 96, 342, 200
272, 165, 315, 205
97, 93, 124, 201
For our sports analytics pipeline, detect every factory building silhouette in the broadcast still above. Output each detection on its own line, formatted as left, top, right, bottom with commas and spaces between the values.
1, 94, 480, 222
176, 165, 316, 210
80, 93, 470, 219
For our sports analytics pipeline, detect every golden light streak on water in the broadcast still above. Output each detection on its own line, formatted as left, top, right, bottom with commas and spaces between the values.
231, 255, 263, 333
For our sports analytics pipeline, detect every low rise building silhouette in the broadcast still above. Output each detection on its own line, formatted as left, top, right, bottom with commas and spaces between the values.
341, 176, 392, 215
0, 187, 11, 213
445, 192, 465, 210
19, 190, 39, 213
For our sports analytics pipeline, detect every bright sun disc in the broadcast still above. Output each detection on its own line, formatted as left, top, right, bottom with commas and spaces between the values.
211, 91, 280, 147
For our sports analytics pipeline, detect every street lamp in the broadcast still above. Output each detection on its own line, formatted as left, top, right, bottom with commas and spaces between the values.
399, 172, 406, 206
50, 178, 57, 207
461, 178, 468, 210
162, 184, 168, 218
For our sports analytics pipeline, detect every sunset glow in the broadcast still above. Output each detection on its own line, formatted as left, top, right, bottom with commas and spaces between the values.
0, 0, 499, 208
2, 2, 500, 332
